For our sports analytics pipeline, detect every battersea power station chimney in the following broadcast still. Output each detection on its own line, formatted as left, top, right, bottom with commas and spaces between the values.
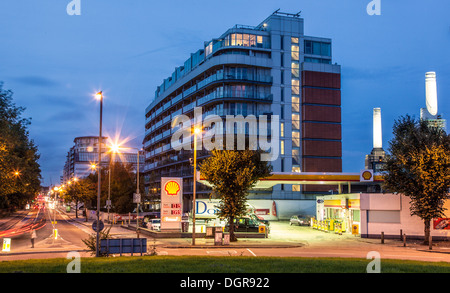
365, 108, 386, 173
373, 107, 382, 149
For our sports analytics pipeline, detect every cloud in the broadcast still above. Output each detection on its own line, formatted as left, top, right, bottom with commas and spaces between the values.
11, 75, 60, 87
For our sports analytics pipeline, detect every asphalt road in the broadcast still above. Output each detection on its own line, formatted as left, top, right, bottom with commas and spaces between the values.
2, 209, 450, 264
0, 205, 91, 257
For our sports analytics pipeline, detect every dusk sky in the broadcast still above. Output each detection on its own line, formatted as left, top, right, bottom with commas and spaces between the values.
0, 0, 449, 186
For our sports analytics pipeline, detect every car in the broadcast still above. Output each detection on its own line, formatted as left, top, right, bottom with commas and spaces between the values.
149, 219, 161, 231
225, 216, 269, 233
249, 214, 270, 226
290, 215, 311, 226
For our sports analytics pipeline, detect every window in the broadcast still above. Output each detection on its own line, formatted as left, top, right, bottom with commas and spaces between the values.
292, 131, 300, 147
291, 79, 300, 95
292, 184, 301, 192
281, 140, 285, 155
280, 122, 284, 137
304, 40, 331, 57
291, 37, 299, 44
205, 42, 213, 56
292, 114, 300, 130
257, 35, 263, 44
291, 62, 299, 78
313, 42, 321, 55
292, 96, 300, 113
304, 57, 331, 64
292, 166, 301, 173
292, 149, 300, 165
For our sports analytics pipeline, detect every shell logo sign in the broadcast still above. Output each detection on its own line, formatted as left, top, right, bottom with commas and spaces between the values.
360, 170, 374, 182
164, 180, 181, 196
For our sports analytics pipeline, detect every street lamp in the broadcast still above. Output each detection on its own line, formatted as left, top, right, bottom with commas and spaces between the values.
192, 126, 201, 246
106, 142, 120, 224
95, 90, 103, 257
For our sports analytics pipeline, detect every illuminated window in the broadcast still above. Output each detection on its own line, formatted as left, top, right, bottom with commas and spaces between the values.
242, 34, 249, 47
291, 79, 300, 95
292, 114, 300, 130
291, 62, 299, 78
291, 37, 299, 44
280, 122, 285, 137
292, 166, 301, 173
281, 140, 285, 155
292, 131, 300, 147
292, 184, 301, 191
257, 35, 263, 44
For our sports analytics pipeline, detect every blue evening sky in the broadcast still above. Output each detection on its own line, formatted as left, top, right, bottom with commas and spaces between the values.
0, 0, 449, 186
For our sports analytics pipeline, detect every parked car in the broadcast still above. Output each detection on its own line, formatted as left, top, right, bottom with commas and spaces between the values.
249, 214, 270, 226
225, 216, 269, 233
149, 219, 161, 231
290, 215, 311, 226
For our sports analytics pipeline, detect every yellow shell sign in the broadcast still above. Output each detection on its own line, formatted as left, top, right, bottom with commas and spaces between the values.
165, 180, 181, 196
360, 170, 373, 182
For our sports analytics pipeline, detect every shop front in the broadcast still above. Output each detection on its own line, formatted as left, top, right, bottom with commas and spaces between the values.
315, 193, 361, 235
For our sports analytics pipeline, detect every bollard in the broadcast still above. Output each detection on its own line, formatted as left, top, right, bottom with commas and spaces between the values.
400, 229, 402, 241
381, 232, 384, 244
429, 235, 432, 250
403, 234, 406, 247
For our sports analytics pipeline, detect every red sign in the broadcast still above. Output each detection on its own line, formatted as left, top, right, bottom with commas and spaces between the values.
433, 218, 450, 230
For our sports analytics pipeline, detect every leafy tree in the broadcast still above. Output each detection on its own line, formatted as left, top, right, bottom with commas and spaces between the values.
383, 115, 450, 244
0, 82, 41, 212
105, 162, 139, 214
200, 149, 272, 241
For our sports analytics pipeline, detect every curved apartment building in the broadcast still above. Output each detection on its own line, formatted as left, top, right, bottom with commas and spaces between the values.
143, 11, 342, 215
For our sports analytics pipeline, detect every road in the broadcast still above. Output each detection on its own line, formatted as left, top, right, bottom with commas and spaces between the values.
0, 205, 93, 259
2, 208, 450, 264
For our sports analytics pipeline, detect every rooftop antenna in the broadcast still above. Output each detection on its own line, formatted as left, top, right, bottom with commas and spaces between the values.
272, 9, 301, 17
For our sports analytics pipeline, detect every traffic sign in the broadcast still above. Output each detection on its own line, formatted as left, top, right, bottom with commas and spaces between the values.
133, 193, 141, 204
92, 220, 104, 232
2, 238, 11, 252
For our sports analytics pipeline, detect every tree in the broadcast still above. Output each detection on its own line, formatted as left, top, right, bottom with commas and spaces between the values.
107, 162, 139, 214
199, 149, 272, 241
383, 115, 450, 244
0, 82, 41, 212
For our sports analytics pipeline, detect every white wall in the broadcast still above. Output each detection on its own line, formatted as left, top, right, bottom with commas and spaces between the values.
361, 193, 450, 239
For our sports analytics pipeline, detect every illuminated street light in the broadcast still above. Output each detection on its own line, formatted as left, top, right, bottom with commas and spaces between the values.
95, 90, 103, 257
192, 126, 202, 246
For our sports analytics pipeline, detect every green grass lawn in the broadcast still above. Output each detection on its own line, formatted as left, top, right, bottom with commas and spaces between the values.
1, 256, 450, 273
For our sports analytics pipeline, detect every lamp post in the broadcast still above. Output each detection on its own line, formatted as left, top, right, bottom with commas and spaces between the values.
95, 91, 103, 257
192, 127, 201, 246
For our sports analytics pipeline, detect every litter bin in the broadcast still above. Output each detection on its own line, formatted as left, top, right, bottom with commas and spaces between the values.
223, 233, 230, 245
181, 221, 189, 232
66, 206, 71, 212
214, 231, 223, 246
206, 226, 214, 238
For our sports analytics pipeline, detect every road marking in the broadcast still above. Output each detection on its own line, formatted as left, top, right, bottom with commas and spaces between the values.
206, 250, 238, 255
247, 249, 257, 257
